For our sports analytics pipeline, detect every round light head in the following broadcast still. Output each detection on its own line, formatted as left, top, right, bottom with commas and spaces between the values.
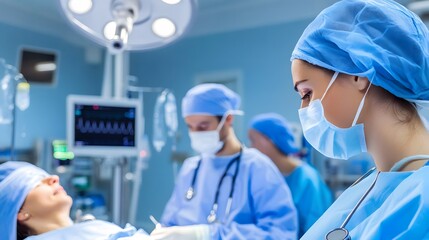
68, 0, 93, 14
152, 18, 176, 38
103, 21, 117, 40
162, 0, 182, 4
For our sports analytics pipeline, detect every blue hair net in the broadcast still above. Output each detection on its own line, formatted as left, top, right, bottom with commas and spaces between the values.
0, 161, 48, 240
291, 0, 429, 101
182, 83, 242, 117
250, 113, 300, 155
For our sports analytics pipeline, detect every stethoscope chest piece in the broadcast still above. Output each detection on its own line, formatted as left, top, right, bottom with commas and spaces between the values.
207, 210, 217, 223
325, 228, 351, 240
207, 203, 218, 223
186, 187, 194, 200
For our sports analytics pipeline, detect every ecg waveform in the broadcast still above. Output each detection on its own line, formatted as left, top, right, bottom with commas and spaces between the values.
75, 118, 134, 135
73, 104, 137, 147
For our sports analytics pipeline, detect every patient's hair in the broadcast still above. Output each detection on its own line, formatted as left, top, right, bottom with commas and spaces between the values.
17, 221, 31, 240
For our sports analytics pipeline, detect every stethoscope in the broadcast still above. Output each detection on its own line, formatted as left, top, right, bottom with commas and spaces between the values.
185, 149, 242, 224
325, 155, 429, 240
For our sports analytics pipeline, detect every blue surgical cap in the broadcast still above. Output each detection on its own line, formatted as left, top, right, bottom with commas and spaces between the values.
250, 113, 300, 155
291, 0, 429, 101
182, 83, 242, 117
0, 161, 48, 240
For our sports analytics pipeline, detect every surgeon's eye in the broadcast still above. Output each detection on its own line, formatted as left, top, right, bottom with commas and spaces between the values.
301, 91, 312, 101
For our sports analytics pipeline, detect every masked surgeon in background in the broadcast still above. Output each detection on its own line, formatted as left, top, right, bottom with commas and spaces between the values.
291, 0, 429, 238
248, 113, 333, 238
0, 161, 152, 240
151, 83, 298, 240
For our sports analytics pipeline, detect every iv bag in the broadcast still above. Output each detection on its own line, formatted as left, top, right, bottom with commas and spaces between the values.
16, 81, 30, 111
0, 60, 25, 124
165, 91, 178, 137
0, 61, 13, 124
153, 91, 168, 152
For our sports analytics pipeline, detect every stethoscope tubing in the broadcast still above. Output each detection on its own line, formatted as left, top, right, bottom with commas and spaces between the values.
186, 149, 242, 223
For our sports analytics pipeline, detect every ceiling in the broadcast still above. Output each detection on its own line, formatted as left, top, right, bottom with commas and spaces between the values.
0, 0, 418, 49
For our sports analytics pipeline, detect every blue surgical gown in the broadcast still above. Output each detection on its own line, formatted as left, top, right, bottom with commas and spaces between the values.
25, 220, 149, 240
302, 162, 429, 239
161, 148, 298, 240
285, 163, 333, 238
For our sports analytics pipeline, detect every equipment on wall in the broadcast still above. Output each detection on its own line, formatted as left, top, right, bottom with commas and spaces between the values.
67, 95, 143, 157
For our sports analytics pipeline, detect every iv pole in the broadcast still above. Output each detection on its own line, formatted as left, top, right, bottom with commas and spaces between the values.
59, 0, 195, 225
101, 50, 130, 225
10, 84, 17, 161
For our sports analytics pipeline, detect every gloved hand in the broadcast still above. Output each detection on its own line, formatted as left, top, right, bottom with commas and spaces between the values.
150, 224, 210, 240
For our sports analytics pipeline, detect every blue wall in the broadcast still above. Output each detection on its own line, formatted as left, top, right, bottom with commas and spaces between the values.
0, 23, 104, 149
130, 19, 311, 229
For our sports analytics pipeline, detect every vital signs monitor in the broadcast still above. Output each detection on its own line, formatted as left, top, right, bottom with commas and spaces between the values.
67, 95, 142, 157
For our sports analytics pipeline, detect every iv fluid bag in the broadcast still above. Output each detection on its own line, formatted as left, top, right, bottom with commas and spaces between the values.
0, 59, 28, 124
16, 82, 30, 111
153, 91, 167, 152
165, 91, 178, 137
0, 61, 17, 124
0, 74, 13, 124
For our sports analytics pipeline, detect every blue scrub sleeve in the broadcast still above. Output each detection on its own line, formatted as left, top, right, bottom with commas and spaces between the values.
351, 171, 429, 239
160, 185, 181, 227
161, 156, 204, 227
286, 164, 333, 237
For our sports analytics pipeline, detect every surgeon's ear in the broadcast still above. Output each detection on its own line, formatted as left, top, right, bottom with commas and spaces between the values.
224, 114, 234, 126
353, 76, 370, 92
17, 211, 31, 222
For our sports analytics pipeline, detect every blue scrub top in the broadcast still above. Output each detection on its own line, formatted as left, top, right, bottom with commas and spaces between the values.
285, 163, 333, 238
302, 162, 429, 239
161, 148, 298, 240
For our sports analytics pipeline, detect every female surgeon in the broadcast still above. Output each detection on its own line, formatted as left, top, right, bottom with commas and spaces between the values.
248, 113, 333, 238
291, 0, 429, 239
151, 84, 298, 239
0, 161, 151, 240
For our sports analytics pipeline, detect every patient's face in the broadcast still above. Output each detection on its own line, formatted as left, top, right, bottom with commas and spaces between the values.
21, 175, 72, 218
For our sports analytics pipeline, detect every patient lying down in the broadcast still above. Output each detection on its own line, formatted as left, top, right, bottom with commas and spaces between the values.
0, 161, 151, 240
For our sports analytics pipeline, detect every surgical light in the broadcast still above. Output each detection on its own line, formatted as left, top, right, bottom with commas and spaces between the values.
59, 0, 195, 54
68, 0, 93, 14
104, 21, 118, 40
152, 18, 176, 38
162, 0, 181, 5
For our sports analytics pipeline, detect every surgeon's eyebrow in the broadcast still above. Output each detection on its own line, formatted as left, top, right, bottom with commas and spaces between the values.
294, 79, 308, 92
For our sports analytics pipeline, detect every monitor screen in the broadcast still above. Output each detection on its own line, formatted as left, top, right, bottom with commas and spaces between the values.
67, 95, 142, 157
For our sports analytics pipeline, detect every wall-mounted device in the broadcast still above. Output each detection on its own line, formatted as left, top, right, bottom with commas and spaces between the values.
67, 95, 142, 157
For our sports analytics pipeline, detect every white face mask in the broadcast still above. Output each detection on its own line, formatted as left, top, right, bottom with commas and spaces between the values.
189, 115, 228, 156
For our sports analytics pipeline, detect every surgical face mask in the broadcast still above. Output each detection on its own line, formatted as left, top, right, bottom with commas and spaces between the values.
298, 72, 371, 160
189, 115, 227, 156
